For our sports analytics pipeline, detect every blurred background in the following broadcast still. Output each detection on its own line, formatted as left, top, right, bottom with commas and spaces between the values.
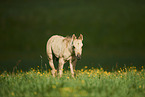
0, 0, 145, 72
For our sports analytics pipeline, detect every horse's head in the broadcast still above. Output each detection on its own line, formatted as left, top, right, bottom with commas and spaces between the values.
72, 34, 83, 60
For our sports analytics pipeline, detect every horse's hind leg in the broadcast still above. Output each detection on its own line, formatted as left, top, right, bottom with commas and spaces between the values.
47, 42, 57, 77
49, 59, 57, 77
48, 53, 57, 77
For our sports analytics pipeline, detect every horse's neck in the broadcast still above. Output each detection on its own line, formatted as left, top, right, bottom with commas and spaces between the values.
65, 42, 73, 53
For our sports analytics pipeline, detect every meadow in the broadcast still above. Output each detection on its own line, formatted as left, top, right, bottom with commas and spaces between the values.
0, 66, 145, 97
0, 1, 145, 96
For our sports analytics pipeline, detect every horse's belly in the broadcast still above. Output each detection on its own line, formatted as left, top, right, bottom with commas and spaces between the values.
53, 46, 71, 60
63, 51, 72, 60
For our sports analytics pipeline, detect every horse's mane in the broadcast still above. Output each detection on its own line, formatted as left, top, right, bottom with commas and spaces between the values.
63, 36, 72, 42
66, 36, 72, 39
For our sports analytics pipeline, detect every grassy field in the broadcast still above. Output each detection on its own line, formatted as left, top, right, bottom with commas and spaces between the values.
0, 66, 145, 97
0, 1, 145, 96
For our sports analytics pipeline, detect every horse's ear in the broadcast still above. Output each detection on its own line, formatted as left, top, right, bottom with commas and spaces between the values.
72, 34, 76, 40
78, 34, 83, 41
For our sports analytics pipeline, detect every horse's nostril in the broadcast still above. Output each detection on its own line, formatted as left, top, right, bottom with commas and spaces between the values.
77, 54, 81, 60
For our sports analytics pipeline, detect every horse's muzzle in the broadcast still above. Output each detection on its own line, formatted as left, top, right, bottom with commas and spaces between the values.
77, 54, 81, 60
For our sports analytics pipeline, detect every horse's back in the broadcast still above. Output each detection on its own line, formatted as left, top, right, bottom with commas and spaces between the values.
47, 35, 64, 46
47, 35, 65, 58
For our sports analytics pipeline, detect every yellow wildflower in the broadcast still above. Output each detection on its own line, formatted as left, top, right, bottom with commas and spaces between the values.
37, 71, 40, 74
81, 80, 85, 84
84, 66, 87, 69
11, 92, 14, 96
81, 69, 83, 72
34, 92, 37, 95
134, 69, 137, 72
52, 85, 56, 89
100, 68, 103, 71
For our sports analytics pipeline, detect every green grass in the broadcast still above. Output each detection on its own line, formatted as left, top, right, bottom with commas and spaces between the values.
0, 66, 145, 97
0, 0, 145, 76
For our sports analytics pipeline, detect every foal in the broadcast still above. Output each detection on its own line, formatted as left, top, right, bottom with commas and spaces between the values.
46, 34, 83, 77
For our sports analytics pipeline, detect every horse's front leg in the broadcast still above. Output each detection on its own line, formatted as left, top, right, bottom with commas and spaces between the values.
69, 58, 77, 77
59, 57, 65, 77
